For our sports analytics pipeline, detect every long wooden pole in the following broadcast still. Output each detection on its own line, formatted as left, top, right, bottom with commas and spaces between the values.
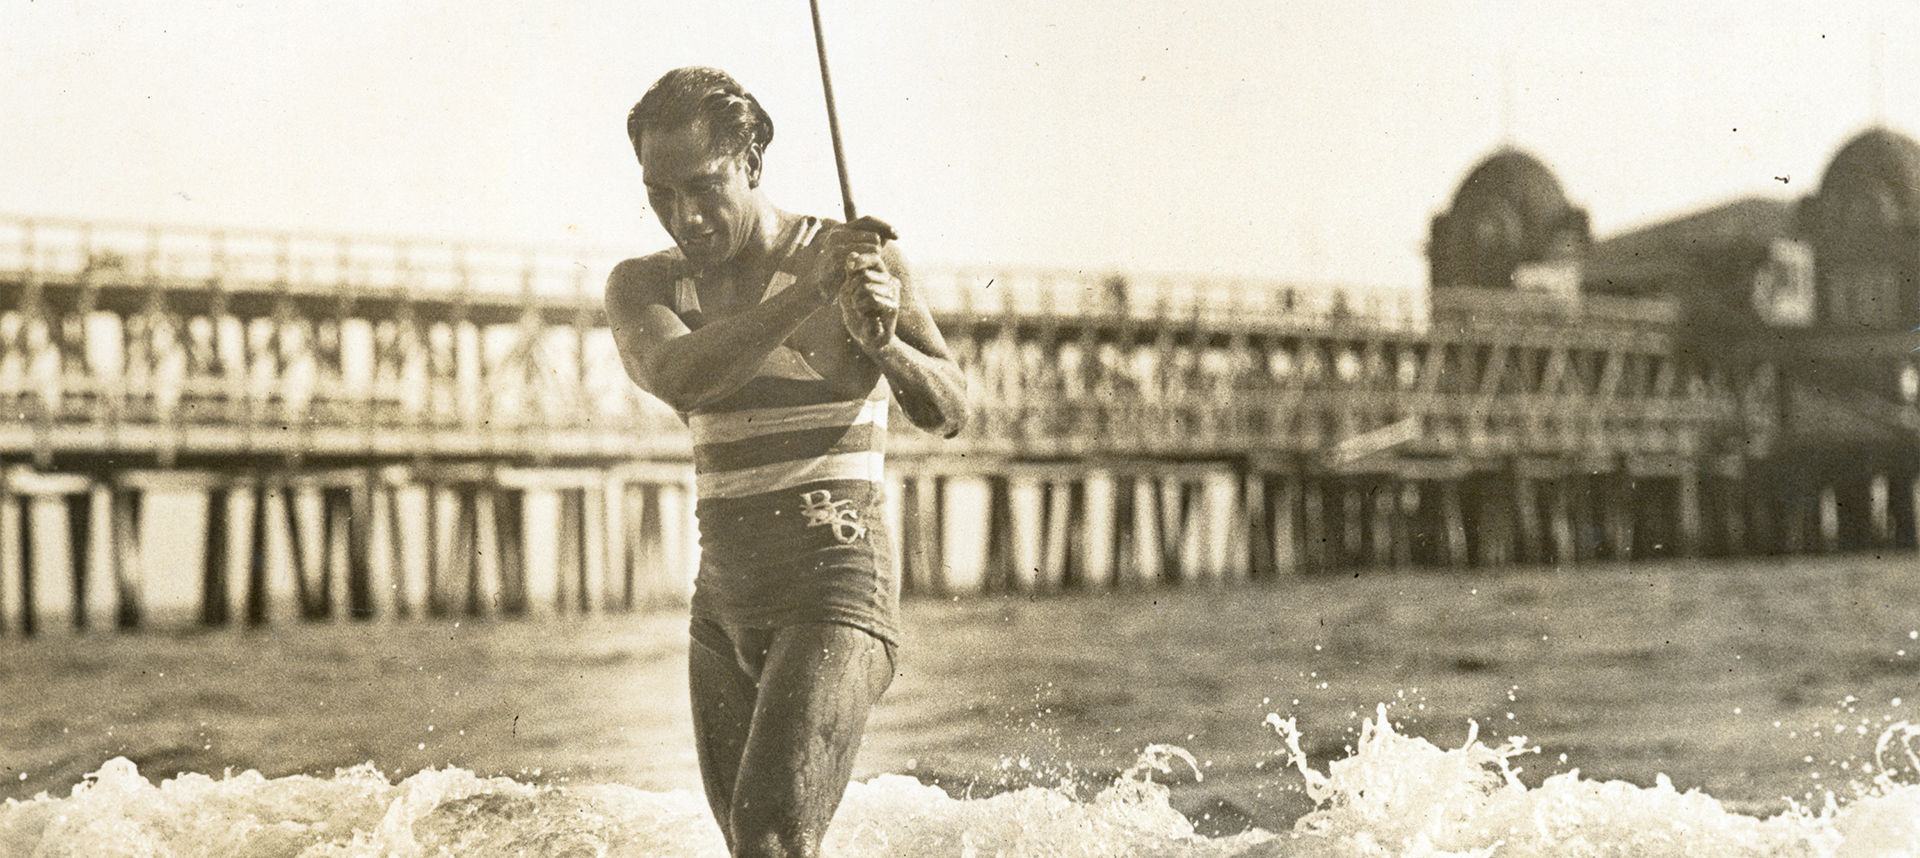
808, 0, 858, 221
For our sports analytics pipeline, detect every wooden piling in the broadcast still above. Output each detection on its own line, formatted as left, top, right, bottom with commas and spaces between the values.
285, 482, 326, 619
1817, 485, 1840, 554
597, 480, 623, 612
1547, 477, 1576, 563
906, 474, 943, 593
1909, 472, 1920, 553
1041, 478, 1073, 589
1369, 480, 1396, 569
363, 478, 398, 620
1271, 474, 1300, 575
1603, 475, 1635, 561
1439, 480, 1468, 568
320, 486, 351, 620
449, 485, 481, 615
1392, 482, 1416, 568
202, 486, 234, 626
105, 484, 141, 630
556, 486, 584, 613
1340, 481, 1365, 570
245, 480, 269, 625
473, 486, 503, 615
1303, 476, 1332, 572
1898, 470, 1920, 551
1676, 469, 1702, 557
1243, 473, 1274, 578
24, 496, 63, 633
620, 483, 651, 607
883, 471, 910, 592
392, 484, 429, 617
0, 488, 19, 634
1513, 475, 1544, 564
1868, 473, 1893, 549
659, 479, 696, 598
1473, 476, 1515, 568
1126, 473, 1162, 587
1008, 473, 1044, 592
522, 487, 560, 614
1082, 470, 1118, 588
1718, 476, 1748, 557
940, 473, 991, 594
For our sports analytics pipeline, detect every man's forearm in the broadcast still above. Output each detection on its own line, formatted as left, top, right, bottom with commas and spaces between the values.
644, 285, 829, 412
868, 338, 969, 438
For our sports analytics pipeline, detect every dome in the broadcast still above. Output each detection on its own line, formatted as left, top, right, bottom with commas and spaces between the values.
1817, 127, 1920, 198
1812, 127, 1920, 229
1448, 148, 1573, 230
1428, 147, 1589, 292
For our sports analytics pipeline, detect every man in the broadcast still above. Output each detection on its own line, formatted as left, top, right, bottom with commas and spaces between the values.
604, 67, 968, 858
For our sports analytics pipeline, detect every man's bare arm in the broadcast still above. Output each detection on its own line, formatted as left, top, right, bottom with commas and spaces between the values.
605, 257, 831, 413
842, 245, 970, 438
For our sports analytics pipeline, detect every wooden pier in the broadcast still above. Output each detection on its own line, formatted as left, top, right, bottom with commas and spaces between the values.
2, 128, 1917, 634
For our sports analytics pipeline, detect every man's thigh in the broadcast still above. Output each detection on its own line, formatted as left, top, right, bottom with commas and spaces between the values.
729, 623, 895, 845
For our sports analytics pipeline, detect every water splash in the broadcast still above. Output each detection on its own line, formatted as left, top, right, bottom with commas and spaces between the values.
8, 710, 1920, 857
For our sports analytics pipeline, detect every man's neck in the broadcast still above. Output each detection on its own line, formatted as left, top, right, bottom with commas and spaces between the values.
706, 200, 793, 280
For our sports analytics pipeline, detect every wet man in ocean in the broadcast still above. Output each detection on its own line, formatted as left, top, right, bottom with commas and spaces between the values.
604, 67, 969, 858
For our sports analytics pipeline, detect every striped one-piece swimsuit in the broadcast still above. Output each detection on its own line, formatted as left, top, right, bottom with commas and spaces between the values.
672, 217, 900, 645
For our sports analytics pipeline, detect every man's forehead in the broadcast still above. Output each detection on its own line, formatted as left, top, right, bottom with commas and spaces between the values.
640, 121, 736, 182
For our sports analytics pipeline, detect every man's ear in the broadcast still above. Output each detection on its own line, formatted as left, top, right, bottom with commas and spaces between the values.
744, 146, 764, 189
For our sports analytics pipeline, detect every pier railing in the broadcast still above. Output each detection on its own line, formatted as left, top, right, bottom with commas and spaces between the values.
1, 215, 1911, 636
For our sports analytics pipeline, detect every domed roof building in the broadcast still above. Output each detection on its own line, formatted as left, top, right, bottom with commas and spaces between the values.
1798, 127, 1920, 328
1428, 148, 1591, 293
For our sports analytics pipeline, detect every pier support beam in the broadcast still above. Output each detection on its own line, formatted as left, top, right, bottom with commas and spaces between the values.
1439, 480, 1468, 569
1368, 480, 1396, 570
905, 474, 943, 593
1124, 474, 1162, 587
1009, 474, 1044, 592
201, 486, 232, 627
1896, 470, 1920, 551
1717, 476, 1748, 557
495, 487, 528, 615
1471, 475, 1514, 568
1817, 485, 1840, 554
1603, 475, 1635, 561
1676, 469, 1702, 558
941, 474, 991, 594
1042, 478, 1075, 589
1547, 477, 1577, 564
1867, 473, 1894, 550
1082, 470, 1117, 588
0, 489, 20, 634
1303, 476, 1332, 572
581, 481, 608, 613
1267, 474, 1299, 576
1511, 475, 1543, 565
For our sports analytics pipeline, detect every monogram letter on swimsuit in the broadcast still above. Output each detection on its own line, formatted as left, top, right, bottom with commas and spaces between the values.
800, 489, 867, 544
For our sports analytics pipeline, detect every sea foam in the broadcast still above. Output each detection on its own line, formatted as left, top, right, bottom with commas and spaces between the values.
5, 708, 1920, 857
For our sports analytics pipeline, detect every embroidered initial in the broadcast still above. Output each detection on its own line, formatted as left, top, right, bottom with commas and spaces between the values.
800, 489, 866, 544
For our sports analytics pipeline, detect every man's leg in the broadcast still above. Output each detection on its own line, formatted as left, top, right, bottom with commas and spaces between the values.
688, 618, 763, 852
728, 622, 895, 858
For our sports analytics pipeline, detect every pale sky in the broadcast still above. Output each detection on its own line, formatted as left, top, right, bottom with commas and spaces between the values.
3, 1, 1916, 292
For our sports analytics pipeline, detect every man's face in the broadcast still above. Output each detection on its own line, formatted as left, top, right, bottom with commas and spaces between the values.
639, 120, 759, 268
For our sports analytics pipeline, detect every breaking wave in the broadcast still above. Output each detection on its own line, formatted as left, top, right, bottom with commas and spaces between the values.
6, 708, 1920, 857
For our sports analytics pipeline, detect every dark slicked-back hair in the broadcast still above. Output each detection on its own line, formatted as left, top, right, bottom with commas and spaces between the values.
626, 67, 774, 162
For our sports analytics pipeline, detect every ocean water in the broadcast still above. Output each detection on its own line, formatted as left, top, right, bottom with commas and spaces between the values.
4, 553, 1920, 856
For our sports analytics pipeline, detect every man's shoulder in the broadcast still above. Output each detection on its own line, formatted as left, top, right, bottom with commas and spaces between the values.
609, 248, 688, 287
606, 248, 688, 307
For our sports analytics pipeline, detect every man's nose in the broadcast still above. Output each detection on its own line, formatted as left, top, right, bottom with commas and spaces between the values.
672, 202, 705, 233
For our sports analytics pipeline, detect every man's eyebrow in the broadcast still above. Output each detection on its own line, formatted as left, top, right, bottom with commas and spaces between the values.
645, 168, 728, 189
